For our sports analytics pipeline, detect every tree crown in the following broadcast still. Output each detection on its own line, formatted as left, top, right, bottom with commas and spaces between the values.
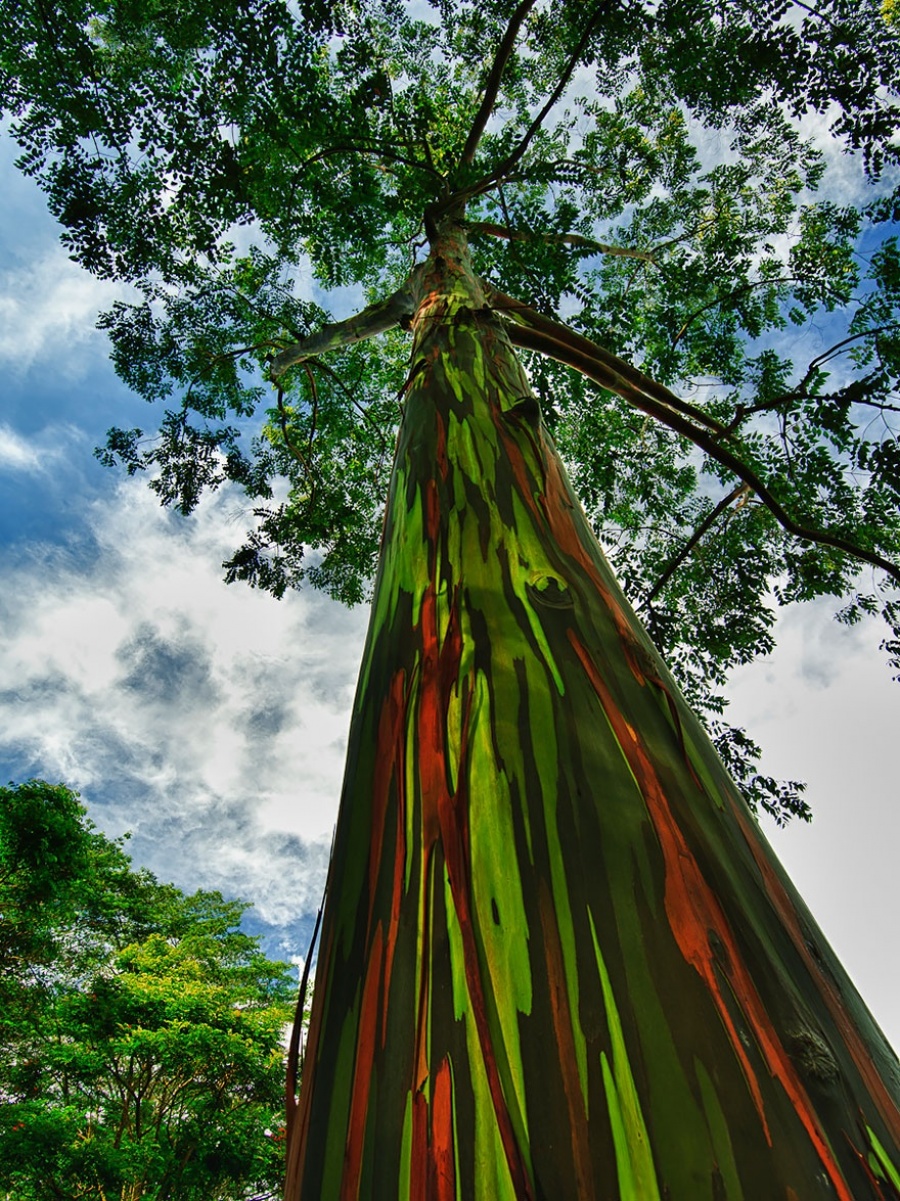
2, 0, 899, 822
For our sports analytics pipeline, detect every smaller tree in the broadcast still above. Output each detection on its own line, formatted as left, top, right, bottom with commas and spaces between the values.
0, 780, 294, 1201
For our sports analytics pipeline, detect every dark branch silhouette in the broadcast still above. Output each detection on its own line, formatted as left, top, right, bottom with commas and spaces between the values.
458, 0, 539, 168
489, 290, 900, 587
645, 484, 749, 604
467, 220, 655, 262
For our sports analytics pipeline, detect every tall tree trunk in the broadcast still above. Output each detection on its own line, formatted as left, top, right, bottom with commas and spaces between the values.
285, 220, 900, 1200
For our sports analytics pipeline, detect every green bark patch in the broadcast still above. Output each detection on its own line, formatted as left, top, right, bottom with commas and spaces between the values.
285, 228, 900, 1199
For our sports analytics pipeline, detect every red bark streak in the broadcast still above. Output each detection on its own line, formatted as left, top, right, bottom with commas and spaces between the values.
418, 584, 447, 852
412, 842, 438, 1093
342, 923, 385, 1201
414, 552, 533, 1195
381, 804, 407, 1050
537, 878, 597, 1201
370, 671, 407, 923
410, 1089, 430, 1200
843, 1134, 889, 1199
569, 629, 855, 1201
430, 1056, 457, 1201
363, 669, 408, 1052
440, 809, 535, 1199
730, 800, 900, 1149
427, 676, 533, 1190
379, 673, 409, 1048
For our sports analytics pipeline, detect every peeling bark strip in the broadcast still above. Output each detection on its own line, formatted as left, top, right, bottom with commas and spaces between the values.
285, 222, 900, 1199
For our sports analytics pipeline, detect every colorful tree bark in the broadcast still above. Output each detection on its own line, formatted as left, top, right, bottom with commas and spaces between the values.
285, 222, 900, 1199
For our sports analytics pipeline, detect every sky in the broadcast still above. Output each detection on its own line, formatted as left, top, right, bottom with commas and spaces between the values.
1, 127, 899, 1053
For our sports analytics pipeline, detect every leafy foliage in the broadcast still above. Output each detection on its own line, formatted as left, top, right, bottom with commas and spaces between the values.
2, 0, 899, 820
0, 781, 294, 1201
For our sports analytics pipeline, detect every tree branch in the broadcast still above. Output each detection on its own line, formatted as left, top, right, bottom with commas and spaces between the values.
488, 289, 900, 587
645, 484, 749, 603
310, 358, 391, 454
293, 141, 443, 181
285, 892, 324, 1136
805, 322, 900, 374
483, 285, 730, 436
269, 282, 416, 378
466, 220, 655, 262
458, 0, 539, 167
432, 2, 610, 221
487, 1, 611, 182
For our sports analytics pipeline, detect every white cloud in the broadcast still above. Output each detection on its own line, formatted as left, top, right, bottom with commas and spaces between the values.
0, 475, 369, 924
0, 248, 130, 375
0, 423, 43, 472
0, 421, 88, 477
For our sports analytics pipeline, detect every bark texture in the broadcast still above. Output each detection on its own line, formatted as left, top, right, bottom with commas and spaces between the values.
285, 222, 900, 1200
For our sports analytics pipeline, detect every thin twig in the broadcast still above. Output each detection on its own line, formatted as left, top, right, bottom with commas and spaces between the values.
467, 220, 655, 262
672, 277, 853, 347
310, 358, 390, 454
291, 141, 443, 180
276, 388, 311, 473
806, 322, 900, 374
645, 485, 750, 603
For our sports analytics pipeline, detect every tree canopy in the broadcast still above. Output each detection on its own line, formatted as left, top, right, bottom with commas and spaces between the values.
0, 780, 294, 1201
1, 0, 898, 823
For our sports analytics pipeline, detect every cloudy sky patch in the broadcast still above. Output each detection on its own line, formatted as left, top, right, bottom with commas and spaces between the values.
0, 474, 368, 927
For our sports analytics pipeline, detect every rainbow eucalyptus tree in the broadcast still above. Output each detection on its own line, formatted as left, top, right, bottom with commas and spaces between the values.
4, 0, 900, 1196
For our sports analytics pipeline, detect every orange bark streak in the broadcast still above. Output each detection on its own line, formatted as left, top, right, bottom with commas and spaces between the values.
430, 1056, 457, 1201
731, 799, 900, 1149
569, 630, 855, 1201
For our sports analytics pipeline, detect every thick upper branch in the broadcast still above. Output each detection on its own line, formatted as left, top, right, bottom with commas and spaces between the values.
269, 283, 416, 378
458, 0, 538, 168
467, 221, 655, 263
484, 285, 729, 436
487, 288, 900, 588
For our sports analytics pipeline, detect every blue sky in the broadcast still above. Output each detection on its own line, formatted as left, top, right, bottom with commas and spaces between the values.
1, 130, 899, 1046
